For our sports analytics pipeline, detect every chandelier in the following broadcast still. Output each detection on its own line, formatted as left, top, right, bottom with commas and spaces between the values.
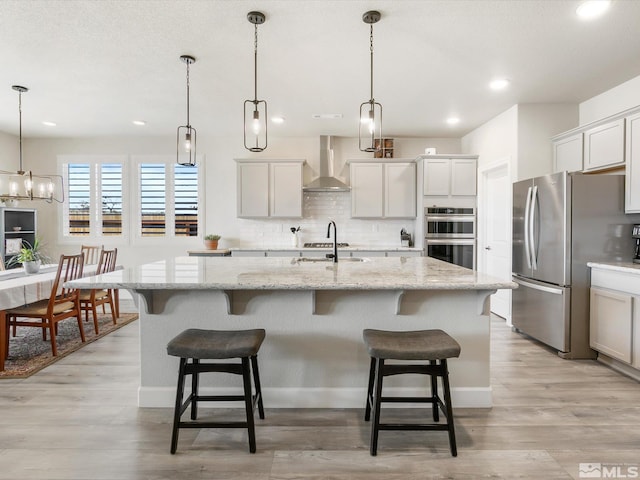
0, 86, 64, 203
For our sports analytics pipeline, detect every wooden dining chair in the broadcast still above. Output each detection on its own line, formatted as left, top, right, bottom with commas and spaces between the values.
79, 248, 117, 334
81, 244, 103, 265
3, 253, 85, 358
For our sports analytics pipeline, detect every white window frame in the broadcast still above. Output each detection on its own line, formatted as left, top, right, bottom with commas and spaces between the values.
58, 154, 205, 247
58, 155, 129, 246
130, 155, 205, 245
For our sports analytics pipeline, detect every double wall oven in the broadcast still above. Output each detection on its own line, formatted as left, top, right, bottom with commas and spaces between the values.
424, 207, 476, 269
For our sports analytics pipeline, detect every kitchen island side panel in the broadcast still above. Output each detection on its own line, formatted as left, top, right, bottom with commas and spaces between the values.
137, 288, 491, 408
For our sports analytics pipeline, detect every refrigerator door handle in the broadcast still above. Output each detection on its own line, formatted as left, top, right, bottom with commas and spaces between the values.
524, 186, 532, 268
530, 185, 538, 270
514, 277, 564, 295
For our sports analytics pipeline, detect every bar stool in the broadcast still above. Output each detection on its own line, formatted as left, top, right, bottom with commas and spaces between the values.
166, 328, 266, 454
363, 328, 461, 456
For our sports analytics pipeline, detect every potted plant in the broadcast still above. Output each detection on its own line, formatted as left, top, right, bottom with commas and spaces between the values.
7, 238, 50, 274
204, 234, 221, 250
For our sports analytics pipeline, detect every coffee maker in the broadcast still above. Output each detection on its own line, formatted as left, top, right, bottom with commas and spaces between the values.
634, 224, 640, 264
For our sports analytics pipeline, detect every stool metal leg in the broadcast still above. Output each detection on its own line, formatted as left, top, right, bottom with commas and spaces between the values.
242, 357, 257, 453
250, 355, 265, 420
170, 358, 187, 454
370, 358, 385, 456
191, 358, 199, 420
364, 357, 376, 421
441, 359, 457, 457
430, 360, 439, 422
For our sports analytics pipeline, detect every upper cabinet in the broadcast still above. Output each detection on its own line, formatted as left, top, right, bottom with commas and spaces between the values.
583, 118, 625, 172
421, 155, 477, 197
553, 132, 583, 173
349, 160, 416, 218
626, 111, 640, 213
236, 159, 304, 218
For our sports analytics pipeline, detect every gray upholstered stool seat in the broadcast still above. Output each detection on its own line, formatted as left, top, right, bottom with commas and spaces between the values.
363, 329, 461, 360
363, 328, 461, 457
167, 328, 266, 454
167, 328, 265, 359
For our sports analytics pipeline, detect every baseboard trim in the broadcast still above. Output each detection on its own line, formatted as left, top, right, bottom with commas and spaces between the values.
138, 386, 492, 409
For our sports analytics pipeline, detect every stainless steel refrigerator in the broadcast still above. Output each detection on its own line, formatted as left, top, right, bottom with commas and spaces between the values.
512, 171, 640, 359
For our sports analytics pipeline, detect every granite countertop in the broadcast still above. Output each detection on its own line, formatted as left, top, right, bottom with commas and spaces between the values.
67, 256, 516, 291
587, 261, 640, 274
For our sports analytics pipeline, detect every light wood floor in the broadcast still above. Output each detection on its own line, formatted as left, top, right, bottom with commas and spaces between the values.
1, 301, 639, 479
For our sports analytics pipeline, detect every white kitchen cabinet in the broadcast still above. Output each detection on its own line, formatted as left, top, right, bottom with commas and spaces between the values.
583, 119, 625, 172
236, 160, 304, 218
350, 162, 384, 218
590, 286, 633, 364
422, 156, 477, 197
385, 162, 417, 217
351, 250, 386, 258
350, 160, 416, 218
625, 111, 640, 213
589, 265, 640, 372
553, 132, 583, 173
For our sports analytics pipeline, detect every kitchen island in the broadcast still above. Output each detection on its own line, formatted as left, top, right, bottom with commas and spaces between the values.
68, 256, 515, 408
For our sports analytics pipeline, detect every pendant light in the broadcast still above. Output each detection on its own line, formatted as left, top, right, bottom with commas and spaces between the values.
177, 55, 197, 166
244, 11, 268, 152
358, 10, 383, 153
0, 86, 64, 203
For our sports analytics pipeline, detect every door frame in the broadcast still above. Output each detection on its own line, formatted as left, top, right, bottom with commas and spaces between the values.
477, 157, 512, 323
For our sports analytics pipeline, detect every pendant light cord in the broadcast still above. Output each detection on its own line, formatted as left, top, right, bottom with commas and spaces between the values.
254, 22, 259, 104
185, 60, 191, 128
18, 90, 24, 174
369, 23, 374, 103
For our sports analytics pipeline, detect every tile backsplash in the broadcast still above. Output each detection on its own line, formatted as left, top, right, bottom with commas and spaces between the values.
236, 192, 415, 248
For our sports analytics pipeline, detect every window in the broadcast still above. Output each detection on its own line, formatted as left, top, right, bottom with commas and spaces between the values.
61, 156, 127, 241
135, 157, 200, 238
60, 155, 202, 243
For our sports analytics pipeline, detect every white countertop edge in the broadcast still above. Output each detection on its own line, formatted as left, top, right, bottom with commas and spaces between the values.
67, 281, 515, 291
229, 246, 423, 252
587, 261, 640, 274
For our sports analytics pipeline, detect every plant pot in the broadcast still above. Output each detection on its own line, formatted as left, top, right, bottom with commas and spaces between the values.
204, 240, 219, 250
23, 260, 41, 274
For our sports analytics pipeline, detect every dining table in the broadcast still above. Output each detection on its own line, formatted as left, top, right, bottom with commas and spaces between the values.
0, 263, 101, 371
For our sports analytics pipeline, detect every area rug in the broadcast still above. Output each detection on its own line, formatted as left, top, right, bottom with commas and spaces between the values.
0, 312, 138, 379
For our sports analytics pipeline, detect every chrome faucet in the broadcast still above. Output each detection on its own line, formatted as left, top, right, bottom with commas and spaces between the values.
326, 220, 338, 263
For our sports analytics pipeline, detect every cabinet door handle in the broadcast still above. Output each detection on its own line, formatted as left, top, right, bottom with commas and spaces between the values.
485, 246, 491, 250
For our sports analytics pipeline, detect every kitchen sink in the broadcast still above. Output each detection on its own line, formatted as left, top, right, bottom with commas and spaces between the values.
292, 257, 370, 264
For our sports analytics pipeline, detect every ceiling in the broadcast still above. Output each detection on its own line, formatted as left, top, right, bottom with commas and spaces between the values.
1, 0, 640, 140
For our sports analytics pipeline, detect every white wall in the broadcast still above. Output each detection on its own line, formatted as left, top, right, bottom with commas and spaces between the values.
580, 74, 640, 124
461, 105, 518, 179
517, 104, 578, 181
19, 134, 459, 266
0, 131, 18, 170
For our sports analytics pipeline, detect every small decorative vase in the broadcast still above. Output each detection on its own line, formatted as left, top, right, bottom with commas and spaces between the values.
204, 240, 219, 250
24, 260, 41, 274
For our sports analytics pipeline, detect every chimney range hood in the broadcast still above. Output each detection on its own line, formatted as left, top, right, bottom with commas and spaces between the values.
303, 136, 350, 192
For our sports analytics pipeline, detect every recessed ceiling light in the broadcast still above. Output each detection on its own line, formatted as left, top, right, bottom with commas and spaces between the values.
41, 121, 56, 127
446, 117, 460, 125
489, 78, 510, 91
132, 120, 146, 126
312, 113, 343, 119
576, 0, 611, 20
271, 116, 285, 124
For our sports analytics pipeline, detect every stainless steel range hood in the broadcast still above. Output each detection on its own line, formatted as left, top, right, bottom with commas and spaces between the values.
303, 136, 350, 192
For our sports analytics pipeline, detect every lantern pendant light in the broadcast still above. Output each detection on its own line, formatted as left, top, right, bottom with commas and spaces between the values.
177, 55, 197, 166
358, 10, 383, 153
0, 85, 64, 203
244, 11, 268, 152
